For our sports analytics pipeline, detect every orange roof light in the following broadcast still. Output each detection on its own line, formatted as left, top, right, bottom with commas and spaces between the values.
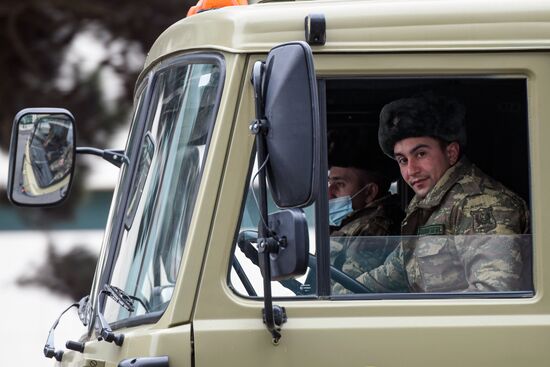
187, 0, 247, 17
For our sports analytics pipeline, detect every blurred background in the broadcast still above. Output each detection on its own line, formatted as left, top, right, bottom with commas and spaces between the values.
0, 1, 194, 365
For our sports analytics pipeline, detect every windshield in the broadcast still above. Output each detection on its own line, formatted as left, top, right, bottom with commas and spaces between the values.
103, 59, 221, 324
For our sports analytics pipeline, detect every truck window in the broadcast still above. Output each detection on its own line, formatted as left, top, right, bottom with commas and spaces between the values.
104, 59, 222, 324
230, 169, 317, 297
230, 76, 533, 299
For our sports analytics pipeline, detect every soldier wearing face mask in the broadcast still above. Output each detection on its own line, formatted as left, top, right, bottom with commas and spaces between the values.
328, 130, 404, 279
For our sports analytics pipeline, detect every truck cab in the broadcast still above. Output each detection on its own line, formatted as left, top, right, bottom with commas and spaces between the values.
6, 0, 550, 366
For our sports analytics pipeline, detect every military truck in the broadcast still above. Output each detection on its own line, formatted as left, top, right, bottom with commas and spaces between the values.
7, 0, 549, 365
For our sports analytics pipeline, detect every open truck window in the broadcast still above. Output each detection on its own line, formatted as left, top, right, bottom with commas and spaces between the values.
230, 76, 533, 299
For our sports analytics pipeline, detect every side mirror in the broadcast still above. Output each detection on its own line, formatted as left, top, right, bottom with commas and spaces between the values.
256, 41, 320, 208
267, 209, 309, 280
8, 108, 76, 206
250, 41, 318, 342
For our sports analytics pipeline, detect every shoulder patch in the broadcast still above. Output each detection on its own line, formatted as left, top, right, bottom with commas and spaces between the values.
417, 224, 445, 236
471, 207, 497, 233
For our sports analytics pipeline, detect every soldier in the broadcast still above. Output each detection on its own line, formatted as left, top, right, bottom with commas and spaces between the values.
354, 95, 530, 293
328, 129, 404, 279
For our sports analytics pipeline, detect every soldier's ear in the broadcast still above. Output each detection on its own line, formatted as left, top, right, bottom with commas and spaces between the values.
446, 141, 460, 166
365, 183, 379, 204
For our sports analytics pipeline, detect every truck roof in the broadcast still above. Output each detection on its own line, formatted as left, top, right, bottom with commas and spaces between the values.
144, 0, 550, 69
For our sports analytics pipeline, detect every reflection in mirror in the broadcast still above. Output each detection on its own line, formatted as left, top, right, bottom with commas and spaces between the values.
9, 109, 75, 206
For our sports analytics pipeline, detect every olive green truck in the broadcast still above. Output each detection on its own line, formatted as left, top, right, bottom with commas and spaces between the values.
7, 0, 550, 366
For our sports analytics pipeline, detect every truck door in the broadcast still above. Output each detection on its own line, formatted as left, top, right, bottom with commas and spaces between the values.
192, 51, 549, 366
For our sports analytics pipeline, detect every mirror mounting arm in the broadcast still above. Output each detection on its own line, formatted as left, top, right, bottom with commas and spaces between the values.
76, 147, 129, 168
251, 60, 287, 344
255, 132, 287, 344
258, 238, 288, 344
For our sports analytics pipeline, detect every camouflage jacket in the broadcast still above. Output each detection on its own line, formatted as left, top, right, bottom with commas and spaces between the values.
330, 194, 403, 278
356, 158, 530, 293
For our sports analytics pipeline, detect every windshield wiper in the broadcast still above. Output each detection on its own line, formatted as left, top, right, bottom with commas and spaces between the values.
43, 302, 78, 361
96, 284, 149, 347
103, 284, 149, 313
43, 295, 89, 361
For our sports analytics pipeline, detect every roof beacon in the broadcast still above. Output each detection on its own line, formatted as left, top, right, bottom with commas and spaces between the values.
187, 0, 247, 16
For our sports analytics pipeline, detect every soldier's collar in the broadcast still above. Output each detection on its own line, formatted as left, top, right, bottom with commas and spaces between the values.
408, 157, 471, 210
364, 193, 393, 209
341, 194, 392, 225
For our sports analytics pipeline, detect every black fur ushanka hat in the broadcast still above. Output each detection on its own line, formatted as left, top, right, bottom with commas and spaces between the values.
328, 127, 399, 181
378, 94, 467, 158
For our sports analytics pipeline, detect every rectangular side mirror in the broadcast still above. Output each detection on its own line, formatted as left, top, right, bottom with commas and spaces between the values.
254, 41, 320, 208
8, 108, 76, 206
267, 209, 309, 281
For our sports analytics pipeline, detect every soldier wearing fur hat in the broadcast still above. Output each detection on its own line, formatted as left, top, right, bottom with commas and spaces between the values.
354, 95, 530, 293
328, 129, 404, 283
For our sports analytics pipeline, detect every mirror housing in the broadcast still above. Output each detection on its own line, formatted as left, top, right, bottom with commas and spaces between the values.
266, 209, 309, 281
257, 41, 320, 208
8, 108, 76, 206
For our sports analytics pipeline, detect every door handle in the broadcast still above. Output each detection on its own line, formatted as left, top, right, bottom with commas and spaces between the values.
118, 356, 169, 367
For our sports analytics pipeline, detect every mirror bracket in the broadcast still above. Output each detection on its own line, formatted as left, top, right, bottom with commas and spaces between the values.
258, 235, 289, 339
262, 305, 287, 340
249, 118, 269, 136
251, 59, 287, 344
257, 236, 286, 254
76, 147, 129, 168
259, 248, 286, 345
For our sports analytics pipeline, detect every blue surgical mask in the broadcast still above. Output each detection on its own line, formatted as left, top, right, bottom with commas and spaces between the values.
328, 184, 371, 227
328, 196, 353, 227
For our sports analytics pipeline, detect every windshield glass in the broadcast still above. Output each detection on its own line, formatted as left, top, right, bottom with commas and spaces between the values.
104, 60, 221, 323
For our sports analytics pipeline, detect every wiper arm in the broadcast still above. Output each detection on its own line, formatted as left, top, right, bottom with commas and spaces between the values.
96, 305, 124, 346
43, 296, 90, 361
43, 302, 78, 361
96, 284, 150, 347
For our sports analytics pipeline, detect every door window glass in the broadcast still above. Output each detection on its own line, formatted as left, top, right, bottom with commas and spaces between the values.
230, 76, 533, 300
326, 77, 532, 297
230, 164, 317, 297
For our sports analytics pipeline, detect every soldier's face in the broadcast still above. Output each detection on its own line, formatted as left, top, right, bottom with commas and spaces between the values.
393, 137, 459, 198
328, 166, 368, 209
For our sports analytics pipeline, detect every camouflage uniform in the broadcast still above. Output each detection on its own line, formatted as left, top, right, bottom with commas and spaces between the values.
355, 158, 530, 293
330, 194, 403, 278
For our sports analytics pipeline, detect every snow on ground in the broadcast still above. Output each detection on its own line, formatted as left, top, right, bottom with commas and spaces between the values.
0, 230, 103, 367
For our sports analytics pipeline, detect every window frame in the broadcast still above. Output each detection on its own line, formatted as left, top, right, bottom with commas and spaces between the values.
228, 73, 534, 302
322, 74, 533, 300
96, 52, 226, 331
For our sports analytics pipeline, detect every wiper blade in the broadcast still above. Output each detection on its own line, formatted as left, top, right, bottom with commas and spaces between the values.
103, 284, 149, 313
